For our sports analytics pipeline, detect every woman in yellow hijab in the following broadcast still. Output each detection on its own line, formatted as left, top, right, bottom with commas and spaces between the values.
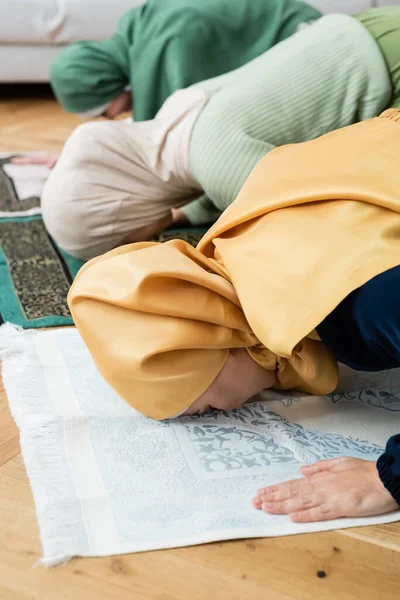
68, 109, 400, 522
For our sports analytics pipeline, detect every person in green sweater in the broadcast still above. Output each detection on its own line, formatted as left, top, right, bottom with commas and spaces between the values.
36, 9, 400, 260
49, 0, 322, 122
180, 6, 400, 226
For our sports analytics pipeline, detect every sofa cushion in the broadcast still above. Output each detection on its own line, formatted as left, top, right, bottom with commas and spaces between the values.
0, 0, 145, 45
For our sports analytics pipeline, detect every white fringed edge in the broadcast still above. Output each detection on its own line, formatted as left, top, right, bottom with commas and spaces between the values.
0, 322, 25, 356
0, 323, 84, 566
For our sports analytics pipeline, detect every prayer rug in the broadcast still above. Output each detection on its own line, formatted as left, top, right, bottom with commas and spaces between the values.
0, 154, 206, 328
1, 324, 399, 565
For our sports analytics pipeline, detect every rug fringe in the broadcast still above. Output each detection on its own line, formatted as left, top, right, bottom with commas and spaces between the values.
0, 324, 86, 566
0, 322, 27, 359
38, 555, 73, 568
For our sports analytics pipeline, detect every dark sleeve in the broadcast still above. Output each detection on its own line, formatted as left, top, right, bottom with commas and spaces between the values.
377, 434, 400, 505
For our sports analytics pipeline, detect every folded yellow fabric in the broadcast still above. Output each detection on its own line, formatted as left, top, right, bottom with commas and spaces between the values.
68, 109, 400, 420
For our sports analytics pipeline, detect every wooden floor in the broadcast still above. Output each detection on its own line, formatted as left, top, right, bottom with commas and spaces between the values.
1, 90, 400, 600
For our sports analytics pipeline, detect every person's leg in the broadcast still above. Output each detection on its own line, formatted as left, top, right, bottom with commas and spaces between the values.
317, 265, 400, 371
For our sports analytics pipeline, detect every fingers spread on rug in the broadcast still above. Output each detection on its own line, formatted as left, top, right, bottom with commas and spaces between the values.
253, 457, 398, 522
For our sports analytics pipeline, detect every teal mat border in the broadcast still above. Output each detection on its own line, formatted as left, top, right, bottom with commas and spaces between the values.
0, 214, 207, 328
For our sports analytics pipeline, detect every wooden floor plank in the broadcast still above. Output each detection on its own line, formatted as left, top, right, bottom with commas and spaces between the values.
340, 522, 400, 552
3, 455, 400, 600
0, 368, 20, 467
0, 97, 79, 152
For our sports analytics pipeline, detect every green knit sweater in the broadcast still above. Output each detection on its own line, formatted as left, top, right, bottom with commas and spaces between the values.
355, 6, 400, 108
182, 14, 392, 226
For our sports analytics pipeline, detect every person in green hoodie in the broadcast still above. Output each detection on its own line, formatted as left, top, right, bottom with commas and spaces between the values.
49, 0, 321, 121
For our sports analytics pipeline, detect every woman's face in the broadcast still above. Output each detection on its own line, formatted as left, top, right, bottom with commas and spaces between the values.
104, 91, 132, 119
183, 349, 277, 416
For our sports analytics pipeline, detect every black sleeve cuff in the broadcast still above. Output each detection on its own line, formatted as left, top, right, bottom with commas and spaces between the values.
377, 434, 400, 506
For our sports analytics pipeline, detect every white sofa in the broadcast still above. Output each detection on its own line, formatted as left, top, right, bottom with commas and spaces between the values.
0, 0, 145, 82
0, 0, 398, 82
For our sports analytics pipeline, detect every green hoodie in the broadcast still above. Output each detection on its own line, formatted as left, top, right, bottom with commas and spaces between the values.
355, 6, 400, 108
50, 0, 321, 122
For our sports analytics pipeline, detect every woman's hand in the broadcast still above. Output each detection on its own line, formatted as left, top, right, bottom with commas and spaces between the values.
11, 154, 59, 169
253, 457, 398, 522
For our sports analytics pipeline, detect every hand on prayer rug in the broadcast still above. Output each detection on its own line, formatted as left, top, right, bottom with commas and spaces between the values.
253, 457, 398, 521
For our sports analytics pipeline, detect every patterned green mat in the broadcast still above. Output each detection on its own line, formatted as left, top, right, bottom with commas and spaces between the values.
0, 155, 207, 328
0, 217, 206, 328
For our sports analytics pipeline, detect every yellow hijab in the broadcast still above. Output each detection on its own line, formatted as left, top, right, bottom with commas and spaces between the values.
68, 109, 400, 420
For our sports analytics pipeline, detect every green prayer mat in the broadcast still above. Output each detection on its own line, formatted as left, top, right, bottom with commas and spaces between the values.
0, 156, 207, 328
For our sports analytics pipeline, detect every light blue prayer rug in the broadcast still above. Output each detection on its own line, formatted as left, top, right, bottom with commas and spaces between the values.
1, 324, 400, 565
